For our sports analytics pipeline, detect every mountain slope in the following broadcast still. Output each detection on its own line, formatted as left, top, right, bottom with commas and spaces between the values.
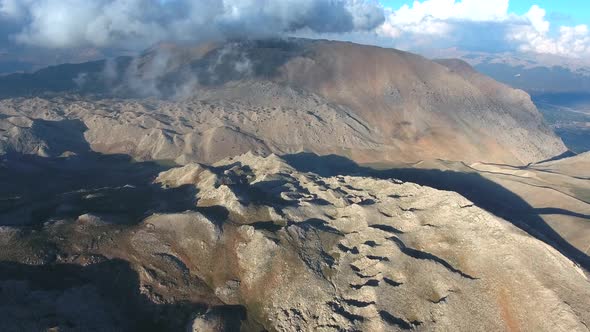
1, 153, 589, 330
434, 51, 590, 153
0, 39, 567, 165
279, 43, 565, 164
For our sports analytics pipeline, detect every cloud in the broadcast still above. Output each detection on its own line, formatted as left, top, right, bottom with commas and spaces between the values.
376, 0, 509, 38
375, 0, 590, 58
1, 0, 589, 63
0, 0, 384, 49
507, 5, 590, 58
0, 0, 31, 18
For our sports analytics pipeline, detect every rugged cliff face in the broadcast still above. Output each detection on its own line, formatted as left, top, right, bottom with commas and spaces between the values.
1, 153, 588, 331
0, 39, 566, 165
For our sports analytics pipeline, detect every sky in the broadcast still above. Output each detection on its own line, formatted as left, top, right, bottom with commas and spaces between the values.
373, 0, 590, 57
0, 0, 589, 68
508, 0, 590, 24
381, 0, 590, 26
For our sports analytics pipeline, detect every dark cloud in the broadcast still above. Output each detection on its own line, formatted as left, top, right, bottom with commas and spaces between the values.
0, 0, 384, 50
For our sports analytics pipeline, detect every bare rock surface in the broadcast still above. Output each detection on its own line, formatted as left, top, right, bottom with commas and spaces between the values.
0, 39, 566, 165
1, 152, 589, 330
0, 38, 582, 331
367, 153, 590, 272
142, 153, 590, 330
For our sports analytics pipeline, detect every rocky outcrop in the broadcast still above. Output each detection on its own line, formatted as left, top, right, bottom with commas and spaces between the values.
141, 153, 590, 330
1, 152, 589, 330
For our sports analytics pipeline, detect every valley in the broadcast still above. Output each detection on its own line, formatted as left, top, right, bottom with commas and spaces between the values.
534, 94, 590, 153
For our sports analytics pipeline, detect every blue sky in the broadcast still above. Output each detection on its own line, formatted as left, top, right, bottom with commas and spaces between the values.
380, 0, 590, 26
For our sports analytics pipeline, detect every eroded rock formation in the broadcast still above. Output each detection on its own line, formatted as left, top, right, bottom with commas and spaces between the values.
2, 153, 588, 331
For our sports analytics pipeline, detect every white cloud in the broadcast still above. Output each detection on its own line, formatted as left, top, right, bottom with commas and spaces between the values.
507, 5, 590, 58
525, 5, 550, 34
377, 0, 509, 38
376, 0, 590, 58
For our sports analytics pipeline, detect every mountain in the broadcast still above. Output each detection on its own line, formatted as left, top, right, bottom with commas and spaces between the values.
0, 39, 566, 165
1, 153, 589, 331
425, 49, 590, 95
0, 47, 109, 76
474, 61, 590, 95
1, 39, 588, 331
432, 50, 590, 153
465, 53, 590, 153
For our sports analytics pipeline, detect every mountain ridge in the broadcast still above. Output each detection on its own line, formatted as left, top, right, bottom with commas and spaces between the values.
1, 152, 589, 330
0, 38, 567, 165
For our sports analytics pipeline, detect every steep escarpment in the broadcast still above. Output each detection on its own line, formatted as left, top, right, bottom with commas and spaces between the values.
2, 153, 588, 331
0, 39, 566, 165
